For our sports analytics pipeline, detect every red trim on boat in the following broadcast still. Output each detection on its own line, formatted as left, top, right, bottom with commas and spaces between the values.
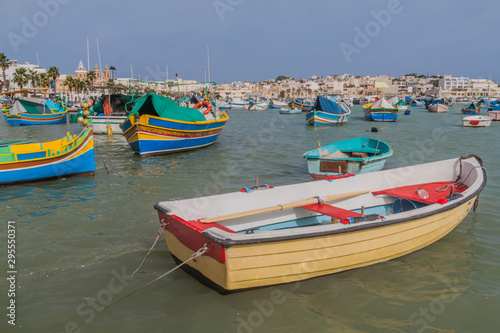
373, 181, 469, 204
158, 212, 234, 263
302, 203, 361, 224
324, 173, 356, 180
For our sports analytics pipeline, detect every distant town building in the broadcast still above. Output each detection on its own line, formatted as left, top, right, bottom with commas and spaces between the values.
6, 60, 47, 90
439, 75, 470, 90
74, 60, 87, 79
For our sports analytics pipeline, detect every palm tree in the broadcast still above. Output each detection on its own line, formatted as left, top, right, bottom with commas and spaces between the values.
47, 66, 60, 94
12, 67, 28, 90
27, 69, 39, 89
86, 71, 96, 91
0, 53, 10, 93
63, 76, 74, 95
39, 73, 52, 89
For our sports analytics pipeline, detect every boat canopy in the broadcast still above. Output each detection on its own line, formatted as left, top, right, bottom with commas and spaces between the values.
9, 98, 54, 115
371, 98, 395, 110
313, 96, 349, 114
92, 94, 134, 115
128, 93, 206, 121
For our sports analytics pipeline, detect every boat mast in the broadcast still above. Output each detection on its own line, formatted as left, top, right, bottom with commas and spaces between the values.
207, 44, 211, 83
96, 37, 102, 75
87, 38, 90, 75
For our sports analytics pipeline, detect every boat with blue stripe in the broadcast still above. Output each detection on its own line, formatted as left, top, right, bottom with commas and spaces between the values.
4, 97, 67, 126
303, 137, 393, 179
306, 96, 351, 125
120, 93, 229, 157
0, 128, 95, 185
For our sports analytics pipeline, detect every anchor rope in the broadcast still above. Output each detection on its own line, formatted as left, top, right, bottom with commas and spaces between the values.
130, 222, 165, 277
99, 244, 209, 311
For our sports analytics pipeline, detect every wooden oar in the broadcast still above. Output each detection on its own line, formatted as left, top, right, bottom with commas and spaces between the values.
199, 190, 370, 223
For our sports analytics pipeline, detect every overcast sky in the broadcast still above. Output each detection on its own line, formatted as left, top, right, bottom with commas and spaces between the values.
1, 0, 499, 83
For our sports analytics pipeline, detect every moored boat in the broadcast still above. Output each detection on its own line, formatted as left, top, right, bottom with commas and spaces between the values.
230, 98, 248, 109
395, 100, 408, 112
5, 97, 68, 126
154, 155, 486, 293
120, 93, 229, 157
303, 137, 392, 179
428, 99, 448, 113
269, 100, 288, 109
247, 101, 268, 111
488, 110, 500, 121
85, 94, 135, 134
462, 115, 492, 127
461, 102, 480, 115
279, 108, 301, 114
305, 96, 351, 125
291, 99, 314, 111
0, 128, 95, 185
364, 98, 398, 122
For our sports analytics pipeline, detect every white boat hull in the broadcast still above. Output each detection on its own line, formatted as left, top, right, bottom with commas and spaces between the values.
462, 115, 492, 127
88, 116, 127, 134
429, 104, 448, 112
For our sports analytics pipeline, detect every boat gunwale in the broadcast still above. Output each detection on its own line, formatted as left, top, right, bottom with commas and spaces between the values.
0, 128, 93, 167
120, 112, 229, 136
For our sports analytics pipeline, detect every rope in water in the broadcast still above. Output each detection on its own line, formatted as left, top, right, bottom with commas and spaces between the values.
99, 244, 209, 311
130, 222, 165, 278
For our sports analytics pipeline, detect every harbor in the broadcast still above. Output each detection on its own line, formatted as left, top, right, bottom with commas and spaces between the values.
1, 103, 499, 332
2, 0, 500, 331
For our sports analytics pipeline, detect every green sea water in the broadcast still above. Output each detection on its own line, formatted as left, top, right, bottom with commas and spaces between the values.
1, 104, 499, 333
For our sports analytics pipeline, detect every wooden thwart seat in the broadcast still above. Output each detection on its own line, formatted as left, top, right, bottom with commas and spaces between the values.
302, 203, 362, 225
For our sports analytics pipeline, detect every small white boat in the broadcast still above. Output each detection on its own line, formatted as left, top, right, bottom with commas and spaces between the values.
154, 155, 485, 293
462, 115, 492, 127
248, 101, 268, 111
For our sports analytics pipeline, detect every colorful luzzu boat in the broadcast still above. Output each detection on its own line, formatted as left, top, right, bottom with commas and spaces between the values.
364, 98, 398, 122
4, 98, 67, 125
305, 96, 351, 125
0, 128, 95, 185
120, 93, 229, 157
154, 155, 485, 293
290, 99, 314, 111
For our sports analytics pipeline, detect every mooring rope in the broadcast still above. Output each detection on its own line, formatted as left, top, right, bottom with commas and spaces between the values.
99, 244, 209, 311
130, 222, 165, 278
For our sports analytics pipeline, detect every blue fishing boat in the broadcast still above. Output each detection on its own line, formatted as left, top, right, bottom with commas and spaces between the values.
306, 96, 351, 125
279, 108, 301, 114
269, 100, 288, 109
120, 93, 229, 157
290, 99, 314, 111
4, 97, 67, 126
303, 137, 393, 179
461, 102, 480, 115
0, 128, 95, 185
364, 98, 398, 122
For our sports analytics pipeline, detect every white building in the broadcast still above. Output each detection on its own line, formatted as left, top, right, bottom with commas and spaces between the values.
439, 76, 470, 90
5, 60, 47, 90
